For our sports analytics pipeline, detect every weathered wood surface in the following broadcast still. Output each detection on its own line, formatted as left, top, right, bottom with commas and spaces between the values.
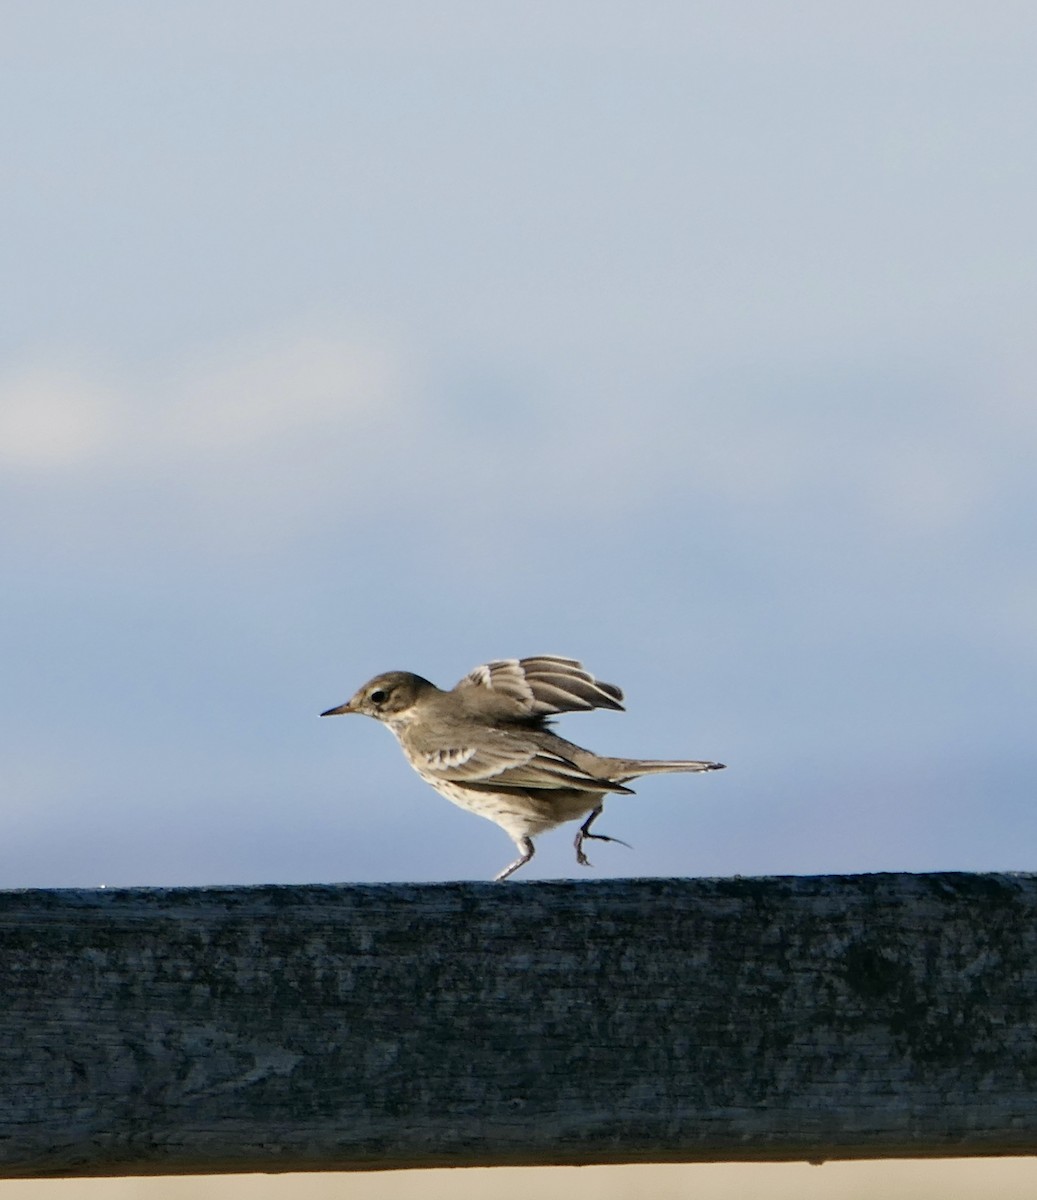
2, 873, 1037, 1177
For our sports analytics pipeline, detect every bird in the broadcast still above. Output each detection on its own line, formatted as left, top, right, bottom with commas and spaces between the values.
321, 655, 725, 881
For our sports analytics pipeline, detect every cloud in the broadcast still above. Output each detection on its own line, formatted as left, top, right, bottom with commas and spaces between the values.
0, 366, 120, 469
1, 324, 1029, 570
0, 325, 418, 550
163, 332, 398, 454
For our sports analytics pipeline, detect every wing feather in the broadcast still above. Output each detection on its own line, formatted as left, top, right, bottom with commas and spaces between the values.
415, 741, 630, 794
453, 655, 624, 720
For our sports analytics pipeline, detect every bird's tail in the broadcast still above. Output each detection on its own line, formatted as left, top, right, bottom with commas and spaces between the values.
604, 758, 725, 784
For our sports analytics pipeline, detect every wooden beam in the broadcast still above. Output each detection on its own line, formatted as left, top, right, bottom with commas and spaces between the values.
2, 873, 1037, 1178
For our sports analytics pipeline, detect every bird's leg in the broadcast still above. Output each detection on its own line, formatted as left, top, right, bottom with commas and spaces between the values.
494, 836, 535, 882
574, 806, 632, 867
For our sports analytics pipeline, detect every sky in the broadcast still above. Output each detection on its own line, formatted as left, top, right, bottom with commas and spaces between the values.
2, 2, 1036, 888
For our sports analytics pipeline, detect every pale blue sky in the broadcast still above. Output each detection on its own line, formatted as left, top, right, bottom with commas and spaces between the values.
2, 3, 1035, 885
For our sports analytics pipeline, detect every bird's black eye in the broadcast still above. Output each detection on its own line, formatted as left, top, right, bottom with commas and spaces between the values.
369, 688, 388, 704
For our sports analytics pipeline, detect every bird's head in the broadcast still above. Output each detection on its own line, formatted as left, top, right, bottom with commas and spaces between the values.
320, 671, 436, 724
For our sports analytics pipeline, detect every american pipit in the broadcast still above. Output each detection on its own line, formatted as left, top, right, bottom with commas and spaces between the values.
321, 655, 724, 881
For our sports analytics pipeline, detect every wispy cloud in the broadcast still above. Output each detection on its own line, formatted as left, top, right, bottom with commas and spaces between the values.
0, 366, 121, 470
0, 325, 415, 549
1, 325, 1028, 564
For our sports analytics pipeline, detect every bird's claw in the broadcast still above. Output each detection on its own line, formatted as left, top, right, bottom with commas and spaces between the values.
574, 828, 631, 868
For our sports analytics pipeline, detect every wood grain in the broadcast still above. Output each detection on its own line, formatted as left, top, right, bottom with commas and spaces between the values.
2, 873, 1037, 1177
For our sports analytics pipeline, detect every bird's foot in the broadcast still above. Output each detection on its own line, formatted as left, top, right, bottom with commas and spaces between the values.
573, 811, 631, 868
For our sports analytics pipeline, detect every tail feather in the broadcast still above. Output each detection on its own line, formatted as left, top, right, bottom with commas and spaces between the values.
605, 758, 725, 784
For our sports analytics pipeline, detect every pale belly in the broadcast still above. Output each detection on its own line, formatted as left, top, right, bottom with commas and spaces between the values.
418, 774, 603, 841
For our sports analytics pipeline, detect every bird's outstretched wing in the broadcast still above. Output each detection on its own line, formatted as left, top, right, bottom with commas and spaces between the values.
452, 655, 624, 721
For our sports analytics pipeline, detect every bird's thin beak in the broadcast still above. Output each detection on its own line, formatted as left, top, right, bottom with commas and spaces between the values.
320, 699, 356, 717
